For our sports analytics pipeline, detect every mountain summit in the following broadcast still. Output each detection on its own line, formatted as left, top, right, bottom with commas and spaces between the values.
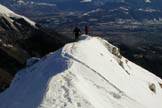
0, 35, 162, 108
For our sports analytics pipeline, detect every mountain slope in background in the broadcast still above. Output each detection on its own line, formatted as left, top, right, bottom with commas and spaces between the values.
0, 4, 71, 92
0, 35, 162, 108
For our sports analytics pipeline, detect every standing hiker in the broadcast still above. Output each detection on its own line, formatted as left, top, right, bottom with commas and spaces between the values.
73, 26, 81, 40
85, 25, 89, 35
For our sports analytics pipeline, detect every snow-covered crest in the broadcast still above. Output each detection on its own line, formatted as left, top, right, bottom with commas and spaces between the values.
0, 4, 36, 27
0, 35, 162, 108
0, 4, 14, 15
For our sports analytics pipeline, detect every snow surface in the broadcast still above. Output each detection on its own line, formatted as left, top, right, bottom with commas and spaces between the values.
0, 4, 36, 27
0, 35, 162, 108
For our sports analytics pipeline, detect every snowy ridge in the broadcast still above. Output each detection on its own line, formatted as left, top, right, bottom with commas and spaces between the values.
0, 35, 162, 108
0, 4, 36, 27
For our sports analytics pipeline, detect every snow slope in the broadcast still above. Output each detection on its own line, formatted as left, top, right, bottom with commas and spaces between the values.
0, 4, 36, 27
0, 35, 162, 108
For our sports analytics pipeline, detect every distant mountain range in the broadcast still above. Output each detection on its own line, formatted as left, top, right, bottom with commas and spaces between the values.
0, 0, 162, 21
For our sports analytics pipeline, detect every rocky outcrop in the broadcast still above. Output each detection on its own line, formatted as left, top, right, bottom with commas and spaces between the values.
0, 4, 71, 92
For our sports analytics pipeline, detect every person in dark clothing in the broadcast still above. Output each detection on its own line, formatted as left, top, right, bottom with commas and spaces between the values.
85, 25, 89, 35
73, 27, 81, 40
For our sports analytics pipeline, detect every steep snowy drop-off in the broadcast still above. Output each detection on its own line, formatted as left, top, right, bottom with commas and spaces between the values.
0, 4, 35, 27
0, 35, 162, 108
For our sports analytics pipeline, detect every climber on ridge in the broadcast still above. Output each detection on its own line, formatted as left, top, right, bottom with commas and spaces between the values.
85, 25, 89, 35
73, 26, 81, 40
